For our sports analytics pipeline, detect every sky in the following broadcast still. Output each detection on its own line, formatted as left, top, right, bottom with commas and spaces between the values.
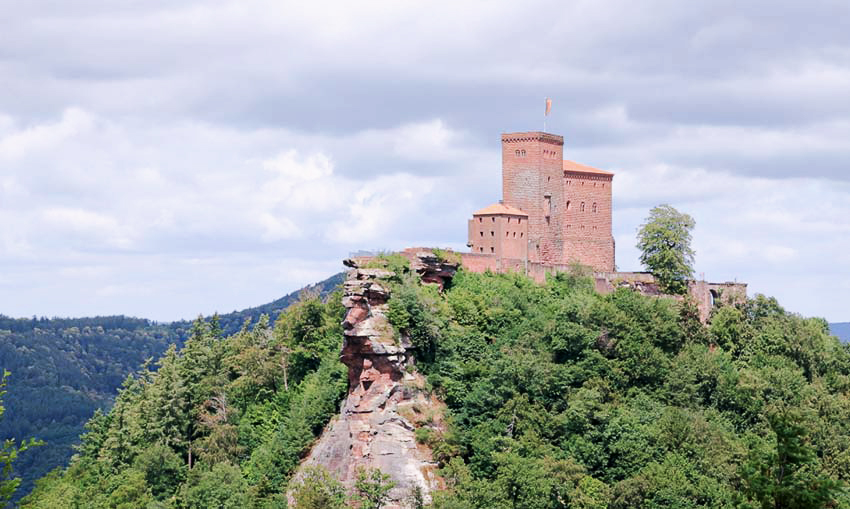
1, 0, 848, 322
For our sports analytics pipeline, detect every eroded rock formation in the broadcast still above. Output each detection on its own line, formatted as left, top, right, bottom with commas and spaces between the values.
291, 251, 457, 508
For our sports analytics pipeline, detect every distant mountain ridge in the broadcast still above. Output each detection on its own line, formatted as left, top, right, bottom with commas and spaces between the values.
0, 271, 344, 503
831, 322, 850, 342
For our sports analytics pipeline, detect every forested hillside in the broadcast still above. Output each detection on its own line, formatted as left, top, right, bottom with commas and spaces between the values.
21, 265, 850, 508
0, 273, 343, 503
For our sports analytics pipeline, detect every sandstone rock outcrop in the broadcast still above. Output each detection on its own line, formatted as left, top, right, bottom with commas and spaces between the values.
291, 251, 457, 508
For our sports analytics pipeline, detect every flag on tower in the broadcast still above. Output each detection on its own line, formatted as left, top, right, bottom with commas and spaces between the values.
545, 97, 552, 116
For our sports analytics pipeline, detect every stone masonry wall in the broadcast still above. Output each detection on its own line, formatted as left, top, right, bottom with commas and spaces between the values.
501, 132, 565, 264
458, 252, 746, 322
467, 213, 528, 260
562, 172, 615, 271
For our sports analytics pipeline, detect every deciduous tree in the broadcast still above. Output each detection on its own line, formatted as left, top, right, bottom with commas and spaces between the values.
636, 204, 696, 294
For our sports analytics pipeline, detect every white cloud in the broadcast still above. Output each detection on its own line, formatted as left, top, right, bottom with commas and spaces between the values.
0, 108, 94, 160
1, 1, 849, 322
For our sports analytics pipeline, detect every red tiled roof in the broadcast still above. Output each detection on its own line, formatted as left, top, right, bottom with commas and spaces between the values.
563, 160, 614, 176
473, 203, 528, 216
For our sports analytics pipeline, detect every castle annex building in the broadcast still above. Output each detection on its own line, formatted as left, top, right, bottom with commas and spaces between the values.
467, 131, 615, 272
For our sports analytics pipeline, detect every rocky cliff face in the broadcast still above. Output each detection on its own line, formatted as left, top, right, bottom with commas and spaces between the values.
291, 251, 457, 508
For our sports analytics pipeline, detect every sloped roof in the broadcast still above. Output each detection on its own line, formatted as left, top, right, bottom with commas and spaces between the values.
473, 203, 528, 216
563, 159, 614, 176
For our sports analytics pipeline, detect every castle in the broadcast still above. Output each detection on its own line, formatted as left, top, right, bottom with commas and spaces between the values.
466, 131, 615, 271
457, 130, 746, 321
348, 128, 746, 322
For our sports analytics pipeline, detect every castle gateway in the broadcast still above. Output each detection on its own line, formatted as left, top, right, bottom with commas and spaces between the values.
467, 131, 615, 272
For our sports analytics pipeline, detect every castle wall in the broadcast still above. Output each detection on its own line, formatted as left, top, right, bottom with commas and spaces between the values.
457, 255, 747, 322
467, 213, 528, 260
563, 171, 615, 271
501, 132, 566, 264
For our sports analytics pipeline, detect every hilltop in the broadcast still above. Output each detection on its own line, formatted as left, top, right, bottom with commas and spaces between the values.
20, 260, 850, 508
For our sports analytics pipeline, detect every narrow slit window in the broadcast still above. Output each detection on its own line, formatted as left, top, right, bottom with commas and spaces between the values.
580, 202, 585, 212
592, 202, 597, 213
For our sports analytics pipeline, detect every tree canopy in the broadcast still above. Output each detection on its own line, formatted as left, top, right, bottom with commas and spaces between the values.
636, 204, 696, 294
20, 267, 850, 508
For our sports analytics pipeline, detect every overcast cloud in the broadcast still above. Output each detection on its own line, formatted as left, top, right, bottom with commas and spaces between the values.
0, 0, 848, 321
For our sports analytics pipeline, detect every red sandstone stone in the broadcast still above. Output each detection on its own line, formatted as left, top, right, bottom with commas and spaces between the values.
467, 131, 615, 271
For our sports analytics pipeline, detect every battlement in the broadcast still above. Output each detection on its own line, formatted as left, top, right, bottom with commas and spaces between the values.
501, 131, 565, 145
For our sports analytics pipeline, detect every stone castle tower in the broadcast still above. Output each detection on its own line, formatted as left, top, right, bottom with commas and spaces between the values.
468, 131, 615, 271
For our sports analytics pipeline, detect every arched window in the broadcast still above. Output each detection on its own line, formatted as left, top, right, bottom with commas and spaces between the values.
566, 200, 571, 210
580, 202, 585, 212
515, 149, 520, 157
521, 149, 526, 156
592, 202, 597, 213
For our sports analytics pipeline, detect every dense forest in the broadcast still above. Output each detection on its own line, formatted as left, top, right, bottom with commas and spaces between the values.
0, 273, 343, 503
18, 263, 850, 508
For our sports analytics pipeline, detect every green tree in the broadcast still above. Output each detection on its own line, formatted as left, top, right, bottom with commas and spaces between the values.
289, 465, 347, 509
740, 408, 841, 508
636, 204, 696, 294
179, 462, 249, 509
0, 371, 42, 504
353, 467, 396, 509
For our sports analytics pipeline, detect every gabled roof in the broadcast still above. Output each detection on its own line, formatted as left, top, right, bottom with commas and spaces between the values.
473, 203, 528, 216
563, 160, 614, 176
